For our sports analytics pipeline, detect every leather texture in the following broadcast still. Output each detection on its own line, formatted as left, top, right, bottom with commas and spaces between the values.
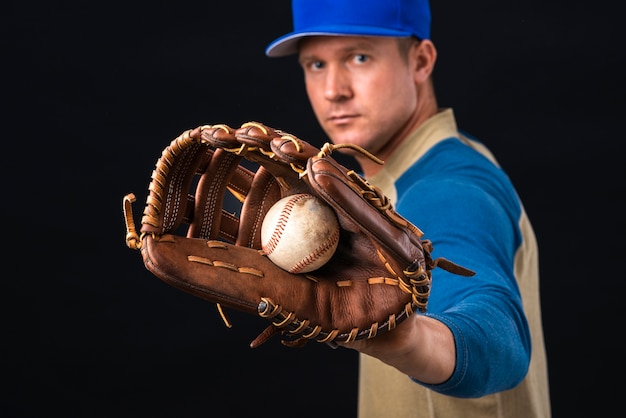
123, 122, 474, 348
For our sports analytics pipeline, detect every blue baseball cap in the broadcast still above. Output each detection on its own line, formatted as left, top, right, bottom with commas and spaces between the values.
265, 0, 431, 57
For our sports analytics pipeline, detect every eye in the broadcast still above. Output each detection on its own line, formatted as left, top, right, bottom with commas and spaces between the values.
299, 58, 325, 72
304, 60, 324, 71
353, 54, 369, 64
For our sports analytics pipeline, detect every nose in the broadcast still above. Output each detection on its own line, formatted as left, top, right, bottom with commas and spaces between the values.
324, 65, 352, 102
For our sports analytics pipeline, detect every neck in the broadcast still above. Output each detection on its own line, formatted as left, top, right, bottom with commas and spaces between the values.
358, 87, 438, 177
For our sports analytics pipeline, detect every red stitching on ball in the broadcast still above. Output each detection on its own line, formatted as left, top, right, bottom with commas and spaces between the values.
263, 194, 304, 255
290, 217, 339, 274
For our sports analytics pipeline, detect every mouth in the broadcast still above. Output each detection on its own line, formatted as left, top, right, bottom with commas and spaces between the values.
327, 114, 358, 125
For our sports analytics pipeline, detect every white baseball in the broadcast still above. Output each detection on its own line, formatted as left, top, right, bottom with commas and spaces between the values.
261, 193, 340, 273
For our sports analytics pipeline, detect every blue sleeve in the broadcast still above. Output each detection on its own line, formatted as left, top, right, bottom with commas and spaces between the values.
394, 143, 531, 398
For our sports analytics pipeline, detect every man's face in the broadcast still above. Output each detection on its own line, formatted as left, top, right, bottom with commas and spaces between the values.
298, 35, 418, 159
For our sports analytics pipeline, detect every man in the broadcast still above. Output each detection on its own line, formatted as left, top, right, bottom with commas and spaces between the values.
265, 0, 551, 417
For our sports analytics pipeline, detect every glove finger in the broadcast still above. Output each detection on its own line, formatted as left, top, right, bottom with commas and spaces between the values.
189, 146, 245, 240
187, 124, 253, 242
141, 127, 211, 236
306, 155, 426, 267
236, 122, 316, 195
236, 166, 281, 248
269, 130, 320, 169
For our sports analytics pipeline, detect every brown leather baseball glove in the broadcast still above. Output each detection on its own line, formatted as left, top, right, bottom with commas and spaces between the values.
122, 122, 474, 348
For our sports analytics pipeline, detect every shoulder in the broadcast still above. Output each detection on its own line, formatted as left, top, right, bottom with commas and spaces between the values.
394, 137, 524, 255
397, 137, 521, 216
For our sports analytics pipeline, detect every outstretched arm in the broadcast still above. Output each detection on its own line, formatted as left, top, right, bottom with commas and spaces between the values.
341, 312, 456, 384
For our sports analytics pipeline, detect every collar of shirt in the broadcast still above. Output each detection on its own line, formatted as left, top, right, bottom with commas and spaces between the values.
367, 108, 459, 203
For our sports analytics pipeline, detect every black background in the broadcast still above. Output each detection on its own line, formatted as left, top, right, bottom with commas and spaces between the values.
3, 1, 623, 417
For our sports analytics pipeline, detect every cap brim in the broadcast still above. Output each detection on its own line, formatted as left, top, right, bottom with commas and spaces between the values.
265, 26, 413, 57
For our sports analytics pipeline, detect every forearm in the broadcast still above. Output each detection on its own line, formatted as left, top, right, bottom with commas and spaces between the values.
341, 314, 456, 384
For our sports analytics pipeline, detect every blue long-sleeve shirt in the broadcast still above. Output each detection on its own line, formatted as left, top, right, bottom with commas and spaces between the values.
359, 108, 550, 417
397, 137, 530, 396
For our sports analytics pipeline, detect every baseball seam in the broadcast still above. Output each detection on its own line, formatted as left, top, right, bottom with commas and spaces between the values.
290, 225, 339, 274
263, 194, 339, 273
263, 194, 304, 256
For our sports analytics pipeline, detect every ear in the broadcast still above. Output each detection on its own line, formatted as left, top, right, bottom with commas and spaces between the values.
412, 40, 437, 83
